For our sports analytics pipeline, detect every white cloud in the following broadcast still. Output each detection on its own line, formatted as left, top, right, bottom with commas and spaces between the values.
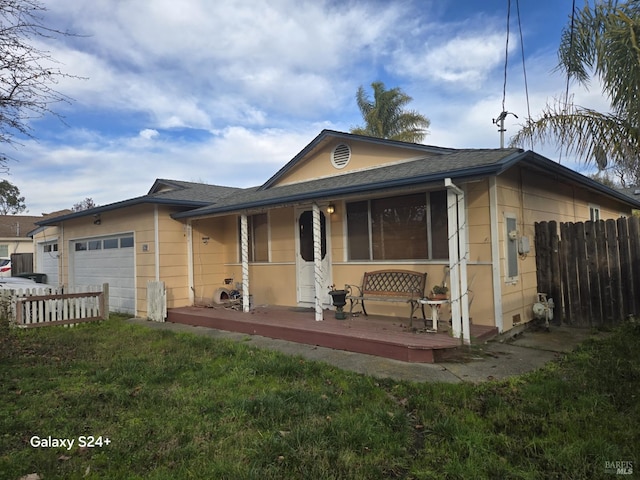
7, 0, 610, 217
139, 129, 159, 140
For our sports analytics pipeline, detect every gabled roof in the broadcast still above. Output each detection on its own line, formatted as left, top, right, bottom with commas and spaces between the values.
36, 179, 242, 226
174, 147, 527, 218
259, 129, 456, 190
173, 141, 640, 219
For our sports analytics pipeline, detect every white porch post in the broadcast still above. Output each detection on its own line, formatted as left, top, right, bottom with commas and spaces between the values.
445, 178, 471, 345
312, 203, 323, 321
240, 214, 250, 313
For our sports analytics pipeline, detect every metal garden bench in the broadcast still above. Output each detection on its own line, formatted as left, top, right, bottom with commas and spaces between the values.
346, 270, 427, 322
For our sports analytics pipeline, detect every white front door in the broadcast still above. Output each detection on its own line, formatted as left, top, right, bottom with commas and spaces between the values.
296, 208, 331, 306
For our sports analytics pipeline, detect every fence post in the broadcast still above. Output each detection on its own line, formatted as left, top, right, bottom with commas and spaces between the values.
605, 219, 622, 325
101, 283, 109, 320
585, 221, 602, 326
617, 217, 635, 317
629, 216, 640, 316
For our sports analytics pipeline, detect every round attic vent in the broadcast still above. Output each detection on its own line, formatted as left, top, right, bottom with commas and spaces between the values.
331, 144, 351, 169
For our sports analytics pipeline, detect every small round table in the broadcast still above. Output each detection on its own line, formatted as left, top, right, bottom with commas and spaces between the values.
418, 298, 449, 332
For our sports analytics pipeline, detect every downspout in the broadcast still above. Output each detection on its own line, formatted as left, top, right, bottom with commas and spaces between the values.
154, 205, 160, 281
312, 203, 323, 321
445, 178, 471, 345
60, 224, 65, 287
240, 214, 250, 313
489, 178, 504, 332
186, 220, 194, 306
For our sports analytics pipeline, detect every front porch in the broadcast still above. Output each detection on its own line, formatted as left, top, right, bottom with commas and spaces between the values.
167, 305, 498, 363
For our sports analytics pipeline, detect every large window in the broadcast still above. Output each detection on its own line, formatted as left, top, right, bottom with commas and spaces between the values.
346, 191, 449, 260
238, 213, 269, 262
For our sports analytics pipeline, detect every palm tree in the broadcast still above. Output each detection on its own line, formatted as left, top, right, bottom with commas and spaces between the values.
350, 81, 430, 143
511, 1, 640, 177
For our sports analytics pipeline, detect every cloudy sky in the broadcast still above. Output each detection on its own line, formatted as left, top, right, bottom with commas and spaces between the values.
4, 0, 608, 214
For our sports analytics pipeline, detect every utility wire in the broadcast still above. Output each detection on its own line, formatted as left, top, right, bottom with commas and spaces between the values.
501, 0, 511, 113
515, 0, 533, 151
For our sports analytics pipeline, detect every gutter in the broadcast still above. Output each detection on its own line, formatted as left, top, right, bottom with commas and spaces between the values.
173, 161, 514, 220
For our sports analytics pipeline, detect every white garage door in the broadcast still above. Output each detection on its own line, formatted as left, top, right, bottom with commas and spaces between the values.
37, 240, 60, 286
70, 234, 135, 314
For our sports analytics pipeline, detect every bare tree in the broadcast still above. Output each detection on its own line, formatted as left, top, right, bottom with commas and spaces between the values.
0, 0, 79, 170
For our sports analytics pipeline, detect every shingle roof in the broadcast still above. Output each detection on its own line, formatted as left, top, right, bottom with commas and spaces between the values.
0, 215, 43, 238
148, 179, 242, 203
36, 180, 242, 226
174, 147, 526, 218
174, 143, 640, 219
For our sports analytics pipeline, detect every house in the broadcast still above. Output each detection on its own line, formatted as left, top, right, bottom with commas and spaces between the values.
0, 214, 64, 276
33, 180, 241, 313
34, 130, 640, 340
0, 215, 43, 257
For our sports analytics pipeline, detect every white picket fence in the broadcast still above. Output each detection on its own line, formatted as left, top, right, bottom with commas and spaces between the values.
0, 283, 109, 328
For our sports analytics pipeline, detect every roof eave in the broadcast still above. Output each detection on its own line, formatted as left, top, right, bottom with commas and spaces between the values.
36, 197, 210, 226
523, 152, 640, 209
173, 162, 507, 220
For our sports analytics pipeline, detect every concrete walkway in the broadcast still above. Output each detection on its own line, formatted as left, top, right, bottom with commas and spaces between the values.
127, 318, 605, 383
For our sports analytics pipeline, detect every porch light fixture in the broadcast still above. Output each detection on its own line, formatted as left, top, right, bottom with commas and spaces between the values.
202, 236, 210, 245
93, 214, 101, 225
327, 204, 335, 214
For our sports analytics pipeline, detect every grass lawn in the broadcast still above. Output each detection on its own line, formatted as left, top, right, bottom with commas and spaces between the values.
0, 315, 638, 479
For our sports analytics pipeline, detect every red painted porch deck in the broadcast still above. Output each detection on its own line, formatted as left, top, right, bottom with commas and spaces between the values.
167, 305, 498, 363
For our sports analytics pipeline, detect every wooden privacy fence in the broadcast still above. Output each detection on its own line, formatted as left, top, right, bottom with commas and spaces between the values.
0, 284, 109, 328
535, 216, 640, 327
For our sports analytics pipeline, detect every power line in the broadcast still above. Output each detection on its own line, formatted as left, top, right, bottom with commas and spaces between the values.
515, 0, 533, 151
501, 0, 511, 114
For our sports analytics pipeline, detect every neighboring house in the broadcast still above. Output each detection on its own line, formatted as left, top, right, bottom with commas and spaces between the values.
34, 130, 640, 339
0, 215, 55, 276
0, 215, 43, 259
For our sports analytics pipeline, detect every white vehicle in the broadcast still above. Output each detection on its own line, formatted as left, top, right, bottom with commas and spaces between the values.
0, 258, 10, 277
0, 277, 37, 289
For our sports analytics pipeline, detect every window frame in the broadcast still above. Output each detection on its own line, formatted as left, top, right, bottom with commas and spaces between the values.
345, 190, 449, 261
238, 212, 270, 263
589, 204, 601, 222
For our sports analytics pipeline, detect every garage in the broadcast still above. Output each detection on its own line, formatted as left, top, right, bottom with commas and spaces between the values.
70, 234, 135, 314
37, 240, 60, 286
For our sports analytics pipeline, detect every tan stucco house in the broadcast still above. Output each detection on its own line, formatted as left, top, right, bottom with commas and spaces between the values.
34, 130, 640, 341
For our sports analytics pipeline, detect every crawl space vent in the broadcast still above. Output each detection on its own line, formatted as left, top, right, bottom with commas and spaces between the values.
331, 144, 351, 169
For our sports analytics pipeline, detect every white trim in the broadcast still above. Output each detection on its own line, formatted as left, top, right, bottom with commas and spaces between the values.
489, 178, 504, 332
186, 221, 194, 305
154, 205, 160, 281
445, 178, 470, 345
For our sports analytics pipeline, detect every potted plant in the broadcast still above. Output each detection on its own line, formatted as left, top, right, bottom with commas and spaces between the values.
328, 285, 348, 320
430, 284, 448, 300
